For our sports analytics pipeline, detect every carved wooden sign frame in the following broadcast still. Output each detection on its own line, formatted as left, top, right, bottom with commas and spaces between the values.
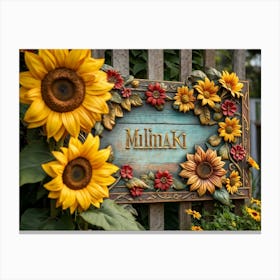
97, 69, 251, 205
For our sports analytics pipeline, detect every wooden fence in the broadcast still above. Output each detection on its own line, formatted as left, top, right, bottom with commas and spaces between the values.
92, 49, 247, 230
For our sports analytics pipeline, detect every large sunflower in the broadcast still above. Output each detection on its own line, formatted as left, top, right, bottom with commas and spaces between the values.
41, 133, 118, 213
219, 71, 243, 98
218, 117, 242, 143
194, 77, 220, 108
20, 50, 114, 141
174, 86, 196, 113
179, 146, 227, 196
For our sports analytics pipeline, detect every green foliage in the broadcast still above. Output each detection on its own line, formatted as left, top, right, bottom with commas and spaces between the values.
20, 208, 75, 230
20, 140, 54, 186
79, 199, 145, 231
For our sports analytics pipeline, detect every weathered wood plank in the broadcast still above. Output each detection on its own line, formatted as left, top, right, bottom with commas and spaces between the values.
91, 49, 105, 58
112, 49, 129, 76
179, 201, 192, 230
233, 49, 246, 79
204, 50, 216, 68
180, 50, 192, 82
149, 203, 164, 230
148, 50, 164, 80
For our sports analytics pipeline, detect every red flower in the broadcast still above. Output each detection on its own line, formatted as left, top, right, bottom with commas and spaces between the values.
120, 164, 133, 179
145, 82, 166, 106
221, 99, 237, 117
154, 170, 173, 191
230, 144, 246, 161
130, 187, 143, 197
107, 69, 124, 89
121, 88, 132, 98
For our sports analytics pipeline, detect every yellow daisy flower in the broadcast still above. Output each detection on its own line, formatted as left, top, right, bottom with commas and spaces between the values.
191, 225, 203, 231
41, 134, 119, 213
194, 77, 220, 108
226, 170, 242, 194
251, 198, 261, 207
246, 207, 261, 222
247, 156, 260, 170
185, 209, 202, 219
219, 71, 243, 98
174, 86, 196, 113
20, 50, 114, 141
218, 117, 242, 143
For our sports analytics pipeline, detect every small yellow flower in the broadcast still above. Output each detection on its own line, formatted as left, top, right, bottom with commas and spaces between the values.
218, 117, 242, 143
219, 71, 243, 98
247, 156, 260, 170
194, 77, 220, 108
231, 221, 236, 227
226, 170, 242, 194
174, 86, 196, 113
185, 209, 201, 219
246, 207, 261, 222
191, 225, 203, 231
251, 198, 261, 207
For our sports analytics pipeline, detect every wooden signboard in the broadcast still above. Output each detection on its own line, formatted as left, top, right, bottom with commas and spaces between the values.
99, 77, 251, 204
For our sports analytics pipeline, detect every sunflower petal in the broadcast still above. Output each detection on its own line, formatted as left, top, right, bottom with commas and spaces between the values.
77, 57, 105, 74
44, 176, 63, 191
53, 49, 69, 67
52, 151, 67, 165
20, 71, 41, 89
90, 148, 110, 168
46, 111, 62, 139
93, 163, 119, 177
39, 50, 57, 71
81, 134, 100, 157
24, 99, 50, 123
25, 52, 48, 80
65, 49, 90, 70
83, 95, 110, 114
62, 112, 80, 138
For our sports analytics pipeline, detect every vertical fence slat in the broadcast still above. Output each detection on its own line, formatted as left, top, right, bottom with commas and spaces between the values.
91, 49, 105, 59
112, 50, 129, 76
180, 50, 192, 82
233, 50, 246, 79
179, 50, 193, 230
148, 50, 164, 80
204, 50, 216, 68
148, 49, 164, 230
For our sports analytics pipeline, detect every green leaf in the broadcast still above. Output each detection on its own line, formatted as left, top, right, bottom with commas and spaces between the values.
41, 214, 75, 230
80, 199, 145, 231
212, 188, 231, 206
20, 208, 49, 230
110, 90, 122, 104
205, 67, 222, 79
20, 140, 54, 186
20, 103, 29, 120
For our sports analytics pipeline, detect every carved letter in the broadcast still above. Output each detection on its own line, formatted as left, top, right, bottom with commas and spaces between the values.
125, 128, 139, 149
171, 131, 187, 149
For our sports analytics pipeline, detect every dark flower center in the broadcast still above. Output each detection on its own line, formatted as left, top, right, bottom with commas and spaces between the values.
160, 177, 167, 183
203, 91, 210, 98
196, 162, 213, 179
41, 68, 85, 112
225, 125, 233, 134
152, 90, 160, 98
181, 94, 190, 104
252, 212, 257, 217
63, 157, 92, 190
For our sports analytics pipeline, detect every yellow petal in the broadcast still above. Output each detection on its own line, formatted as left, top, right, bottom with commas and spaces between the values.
22, 88, 42, 103
20, 71, 41, 89
53, 126, 66, 142
81, 134, 99, 157
93, 163, 119, 177
92, 174, 116, 186
76, 190, 90, 211
25, 52, 48, 80
75, 107, 94, 131
42, 162, 57, 178
20, 87, 31, 104
70, 200, 78, 214
77, 57, 105, 74
52, 151, 67, 165
62, 189, 76, 210
24, 99, 50, 123
187, 175, 199, 185
39, 50, 57, 71
83, 95, 109, 114
46, 111, 62, 139
53, 49, 69, 67
65, 49, 90, 70
44, 176, 63, 191
90, 148, 110, 169
68, 141, 81, 161
48, 191, 60, 199
27, 119, 47, 129
89, 182, 109, 197
61, 112, 80, 138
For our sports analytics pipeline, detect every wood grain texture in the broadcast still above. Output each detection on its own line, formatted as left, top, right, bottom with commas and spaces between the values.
233, 50, 246, 79
148, 50, 164, 80
180, 50, 192, 82
179, 201, 192, 230
149, 203, 164, 230
91, 50, 105, 58
112, 50, 129, 76
204, 50, 216, 68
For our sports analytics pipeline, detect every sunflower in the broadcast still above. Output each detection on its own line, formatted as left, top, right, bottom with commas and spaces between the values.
174, 86, 196, 112
41, 133, 118, 213
218, 117, 242, 143
20, 50, 114, 141
194, 77, 220, 108
185, 209, 201, 220
191, 225, 203, 231
219, 71, 243, 98
225, 170, 242, 194
246, 207, 261, 222
179, 146, 227, 196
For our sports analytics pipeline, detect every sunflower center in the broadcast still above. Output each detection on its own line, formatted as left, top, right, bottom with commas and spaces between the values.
152, 90, 160, 98
225, 125, 233, 134
41, 68, 85, 112
203, 91, 210, 98
196, 162, 213, 179
252, 212, 257, 217
63, 157, 92, 190
160, 177, 167, 183
181, 94, 190, 104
